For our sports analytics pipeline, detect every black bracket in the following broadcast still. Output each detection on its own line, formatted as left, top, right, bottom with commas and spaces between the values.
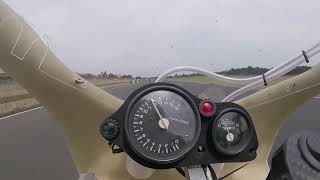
111, 144, 123, 154
262, 74, 267, 86
302, 50, 310, 63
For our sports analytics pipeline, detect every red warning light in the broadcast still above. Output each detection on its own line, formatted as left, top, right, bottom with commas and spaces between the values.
200, 101, 215, 117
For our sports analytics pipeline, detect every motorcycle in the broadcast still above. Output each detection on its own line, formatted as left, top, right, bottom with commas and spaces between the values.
0, 1, 319, 179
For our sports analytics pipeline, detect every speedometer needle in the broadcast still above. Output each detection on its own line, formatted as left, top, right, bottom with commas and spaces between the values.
151, 99, 169, 129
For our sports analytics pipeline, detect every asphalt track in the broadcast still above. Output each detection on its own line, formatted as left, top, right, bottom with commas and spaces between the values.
0, 82, 319, 180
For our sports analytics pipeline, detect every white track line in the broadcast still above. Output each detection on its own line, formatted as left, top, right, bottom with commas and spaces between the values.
0, 106, 43, 120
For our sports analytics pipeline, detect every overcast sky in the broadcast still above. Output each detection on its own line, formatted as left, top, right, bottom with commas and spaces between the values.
3, 0, 320, 76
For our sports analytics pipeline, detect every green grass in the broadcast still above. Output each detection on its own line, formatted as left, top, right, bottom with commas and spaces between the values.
0, 98, 39, 118
0, 78, 130, 116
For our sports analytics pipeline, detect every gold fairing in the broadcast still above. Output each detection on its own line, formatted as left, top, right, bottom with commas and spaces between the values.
0, 0, 124, 175
221, 63, 320, 179
1, 1, 320, 179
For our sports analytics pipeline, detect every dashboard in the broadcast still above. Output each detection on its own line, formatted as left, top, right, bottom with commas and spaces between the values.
100, 83, 258, 169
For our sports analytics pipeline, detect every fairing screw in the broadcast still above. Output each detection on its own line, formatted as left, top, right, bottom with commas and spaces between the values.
75, 78, 85, 84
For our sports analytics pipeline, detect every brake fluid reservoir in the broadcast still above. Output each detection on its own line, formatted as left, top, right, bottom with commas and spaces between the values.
126, 156, 155, 179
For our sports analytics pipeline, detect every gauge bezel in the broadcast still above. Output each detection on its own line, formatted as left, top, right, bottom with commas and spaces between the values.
124, 84, 202, 165
212, 108, 254, 155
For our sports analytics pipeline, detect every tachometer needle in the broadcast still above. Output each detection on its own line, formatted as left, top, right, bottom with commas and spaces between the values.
151, 99, 163, 119
151, 99, 169, 129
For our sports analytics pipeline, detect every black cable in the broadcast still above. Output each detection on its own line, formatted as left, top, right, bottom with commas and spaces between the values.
207, 164, 218, 180
218, 164, 249, 180
176, 168, 186, 177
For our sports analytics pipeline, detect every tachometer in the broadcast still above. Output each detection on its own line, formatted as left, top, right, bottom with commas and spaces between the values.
125, 88, 201, 164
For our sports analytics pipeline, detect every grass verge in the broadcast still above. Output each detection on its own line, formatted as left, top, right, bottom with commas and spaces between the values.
173, 75, 293, 89
0, 79, 131, 117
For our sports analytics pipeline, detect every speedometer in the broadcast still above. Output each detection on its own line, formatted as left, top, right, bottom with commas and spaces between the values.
125, 88, 201, 164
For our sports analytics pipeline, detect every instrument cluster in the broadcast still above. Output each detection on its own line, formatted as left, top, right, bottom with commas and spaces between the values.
100, 83, 258, 169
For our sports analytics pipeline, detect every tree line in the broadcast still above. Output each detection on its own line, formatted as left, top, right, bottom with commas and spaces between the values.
0, 66, 313, 81
173, 66, 312, 78
219, 66, 311, 76
78, 71, 136, 79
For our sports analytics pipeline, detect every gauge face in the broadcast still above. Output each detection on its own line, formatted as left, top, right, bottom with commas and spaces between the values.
126, 89, 200, 163
212, 110, 251, 155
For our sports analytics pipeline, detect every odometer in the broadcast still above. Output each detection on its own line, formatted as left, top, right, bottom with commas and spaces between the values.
125, 88, 201, 164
